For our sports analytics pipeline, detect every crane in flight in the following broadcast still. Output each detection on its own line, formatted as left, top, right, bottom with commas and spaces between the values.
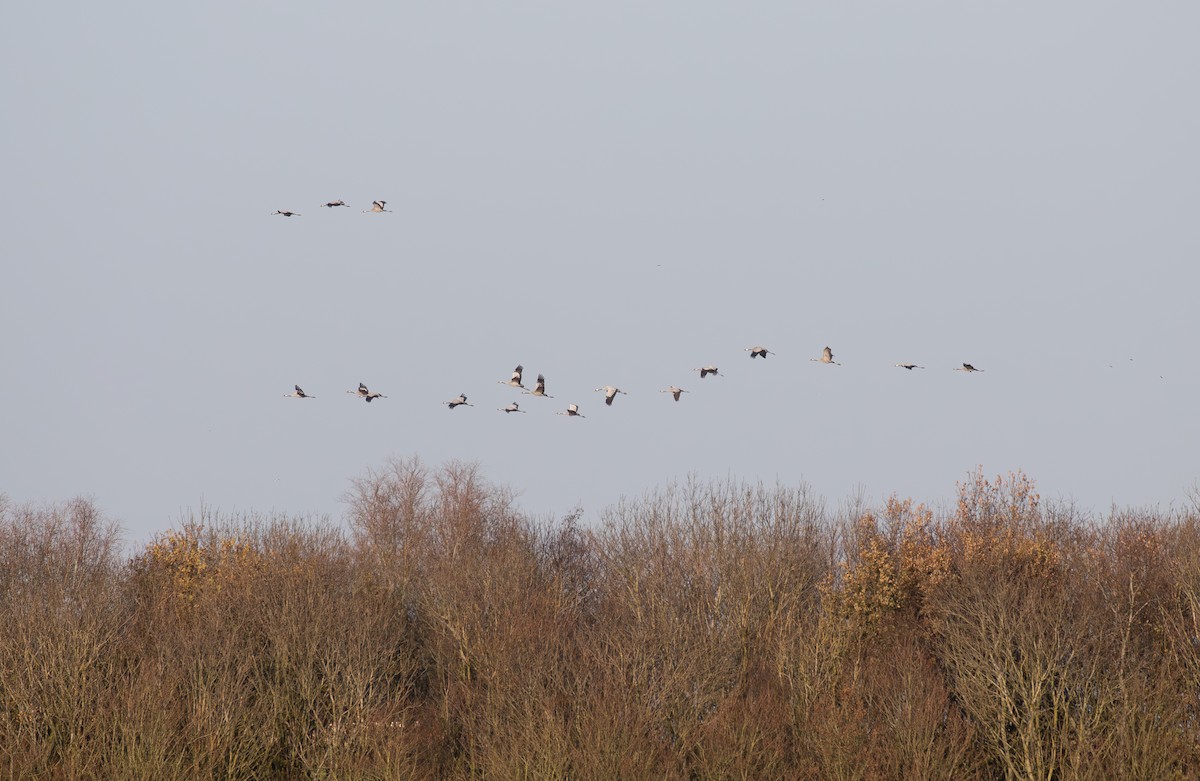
363, 200, 391, 213
895, 363, 925, 370
273, 210, 300, 217
445, 394, 472, 409
660, 386, 688, 402
695, 365, 722, 378
523, 374, 553, 398
322, 200, 347, 208
556, 403, 585, 418
810, 346, 840, 365
745, 346, 774, 359
499, 365, 525, 389
954, 363, 984, 372
595, 386, 627, 406
499, 402, 526, 414
347, 382, 387, 402
284, 385, 314, 398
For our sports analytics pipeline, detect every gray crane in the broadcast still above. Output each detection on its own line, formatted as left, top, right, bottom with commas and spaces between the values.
445, 394, 472, 409
499, 365, 525, 389
347, 382, 387, 402
810, 346, 840, 365
595, 386, 627, 406
523, 374, 553, 398
660, 386, 688, 402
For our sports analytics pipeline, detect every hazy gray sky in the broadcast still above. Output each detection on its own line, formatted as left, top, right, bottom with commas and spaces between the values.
3, 3, 1198, 541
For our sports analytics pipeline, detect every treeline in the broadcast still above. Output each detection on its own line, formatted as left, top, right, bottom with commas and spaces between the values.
2, 460, 1199, 780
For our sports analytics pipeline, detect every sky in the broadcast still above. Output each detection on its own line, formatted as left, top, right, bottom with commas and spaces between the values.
3, 3, 1198, 543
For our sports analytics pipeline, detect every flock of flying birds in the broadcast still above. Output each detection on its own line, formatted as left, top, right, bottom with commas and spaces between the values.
273, 199, 391, 216
276, 199, 990, 417
283, 350, 987, 419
